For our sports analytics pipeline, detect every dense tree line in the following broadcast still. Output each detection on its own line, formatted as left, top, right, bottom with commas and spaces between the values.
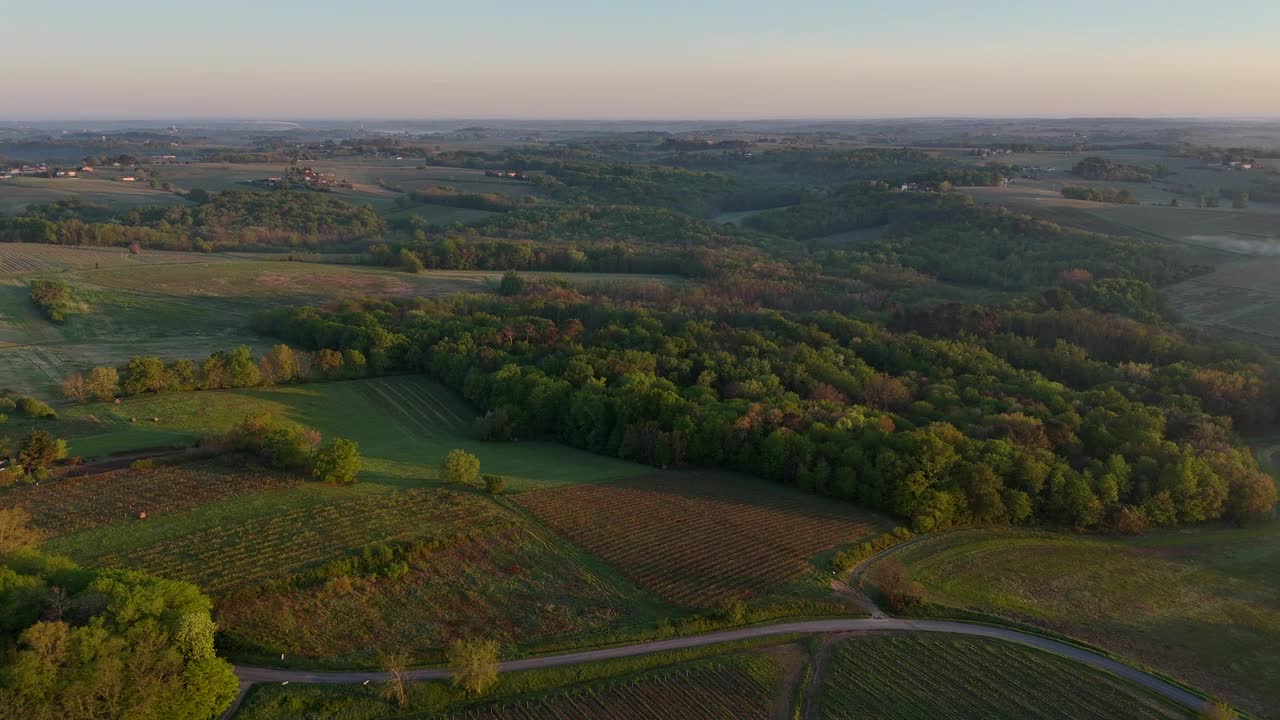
1072, 157, 1169, 183
1061, 186, 1139, 204
60, 344, 372, 405
255, 279, 1276, 532
533, 162, 803, 217
376, 205, 783, 277
0, 190, 385, 250
0, 542, 240, 719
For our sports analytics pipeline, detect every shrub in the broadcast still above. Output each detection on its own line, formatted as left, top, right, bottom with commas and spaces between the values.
483, 474, 507, 495
718, 599, 747, 624
311, 438, 362, 484
130, 458, 157, 472
440, 449, 480, 485
832, 527, 915, 573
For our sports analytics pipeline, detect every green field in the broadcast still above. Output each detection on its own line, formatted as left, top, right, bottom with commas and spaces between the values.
874, 524, 1280, 717
17, 375, 657, 667
49, 375, 648, 487
0, 256, 490, 398
0, 175, 189, 213
815, 634, 1192, 720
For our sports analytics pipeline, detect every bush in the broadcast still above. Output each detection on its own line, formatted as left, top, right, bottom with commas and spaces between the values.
311, 438, 362, 484
832, 527, 915, 573
130, 459, 157, 472
483, 474, 507, 495
440, 449, 480, 485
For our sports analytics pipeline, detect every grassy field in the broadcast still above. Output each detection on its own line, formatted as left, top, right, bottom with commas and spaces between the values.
234, 642, 793, 720
0, 175, 189, 213
516, 472, 891, 608
1168, 255, 1280, 352
0, 256, 490, 398
48, 376, 649, 488
815, 634, 1192, 720
874, 524, 1280, 717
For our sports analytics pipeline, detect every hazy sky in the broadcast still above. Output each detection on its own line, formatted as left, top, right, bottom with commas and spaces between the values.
6, 0, 1278, 119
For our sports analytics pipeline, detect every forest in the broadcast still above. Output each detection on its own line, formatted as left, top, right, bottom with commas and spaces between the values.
249, 176, 1278, 533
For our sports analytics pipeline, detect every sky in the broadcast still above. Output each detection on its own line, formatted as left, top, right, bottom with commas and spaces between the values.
5, 0, 1279, 119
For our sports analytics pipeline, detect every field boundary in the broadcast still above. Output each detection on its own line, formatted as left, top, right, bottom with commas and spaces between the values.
229, 618, 1216, 715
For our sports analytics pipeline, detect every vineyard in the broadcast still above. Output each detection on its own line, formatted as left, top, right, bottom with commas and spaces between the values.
882, 527, 1280, 717
816, 634, 1192, 720
0, 457, 301, 535
515, 471, 890, 607
216, 523, 639, 665
453, 661, 776, 720
48, 487, 510, 594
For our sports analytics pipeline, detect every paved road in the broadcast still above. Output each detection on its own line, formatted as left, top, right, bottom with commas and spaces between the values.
233, 617, 1208, 713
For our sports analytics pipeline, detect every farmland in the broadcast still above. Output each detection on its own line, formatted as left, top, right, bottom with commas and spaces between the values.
815, 634, 1192, 720
515, 472, 891, 608
875, 525, 1280, 716
44, 485, 500, 592
0, 175, 188, 214
48, 376, 649, 488
450, 660, 777, 720
215, 522, 648, 666
233, 643, 793, 720
0, 456, 300, 535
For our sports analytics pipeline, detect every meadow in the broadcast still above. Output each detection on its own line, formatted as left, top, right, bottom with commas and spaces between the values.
874, 524, 1280, 717
815, 634, 1192, 720
1168, 255, 1280, 352
0, 175, 188, 213
515, 471, 891, 608
50, 376, 649, 488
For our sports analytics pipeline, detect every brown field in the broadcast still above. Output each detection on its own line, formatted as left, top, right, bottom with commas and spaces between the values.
452, 662, 776, 720
215, 523, 639, 665
0, 457, 301, 536
515, 472, 890, 608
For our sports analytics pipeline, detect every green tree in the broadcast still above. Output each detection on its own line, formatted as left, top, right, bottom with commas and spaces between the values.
86, 366, 120, 401
1232, 191, 1249, 209
440, 449, 481, 485
124, 356, 166, 394
497, 271, 526, 296
0, 552, 240, 720
399, 248, 425, 273
227, 346, 261, 388
17, 431, 66, 480
447, 638, 499, 696
311, 438, 362, 484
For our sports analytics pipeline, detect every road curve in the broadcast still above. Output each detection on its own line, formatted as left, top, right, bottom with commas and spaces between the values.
233, 618, 1208, 712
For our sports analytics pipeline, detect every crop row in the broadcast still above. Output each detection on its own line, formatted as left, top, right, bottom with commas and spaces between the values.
92, 488, 509, 593
818, 635, 1189, 720
517, 475, 886, 607
357, 376, 472, 436
0, 459, 301, 536
453, 665, 772, 720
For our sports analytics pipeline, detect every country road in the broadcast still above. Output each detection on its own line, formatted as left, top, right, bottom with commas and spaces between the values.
231, 617, 1209, 714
